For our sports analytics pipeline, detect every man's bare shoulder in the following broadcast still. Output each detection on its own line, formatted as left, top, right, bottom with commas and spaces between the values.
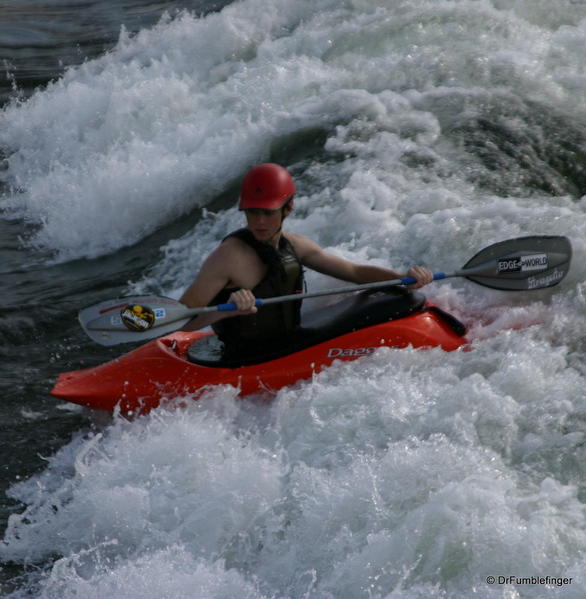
205, 235, 254, 265
201, 235, 265, 289
285, 231, 322, 260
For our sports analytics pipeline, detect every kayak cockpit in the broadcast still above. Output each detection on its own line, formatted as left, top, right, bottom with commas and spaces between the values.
187, 288, 456, 368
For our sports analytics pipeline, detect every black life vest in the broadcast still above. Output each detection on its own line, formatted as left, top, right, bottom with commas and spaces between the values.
210, 228, 304, 354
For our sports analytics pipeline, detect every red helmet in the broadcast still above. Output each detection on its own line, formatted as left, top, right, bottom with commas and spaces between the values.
239, 163, 296, 210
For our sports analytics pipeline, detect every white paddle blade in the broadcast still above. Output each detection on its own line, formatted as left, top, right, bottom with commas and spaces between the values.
79, 296, 194, 345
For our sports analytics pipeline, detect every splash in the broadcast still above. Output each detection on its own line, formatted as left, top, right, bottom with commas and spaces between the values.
1, 0, 586, 262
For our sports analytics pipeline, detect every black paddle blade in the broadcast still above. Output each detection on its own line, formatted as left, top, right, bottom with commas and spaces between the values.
461, 235, 572, 291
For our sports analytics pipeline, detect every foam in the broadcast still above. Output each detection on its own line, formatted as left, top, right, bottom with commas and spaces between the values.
3, 337, 586, 598
2, 0, 586, 261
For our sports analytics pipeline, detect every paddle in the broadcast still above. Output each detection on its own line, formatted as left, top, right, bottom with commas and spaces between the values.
80, 235, 572, 346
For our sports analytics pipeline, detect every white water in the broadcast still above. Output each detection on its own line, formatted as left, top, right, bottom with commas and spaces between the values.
2, 0, 586, 597
4, 339, 586, 598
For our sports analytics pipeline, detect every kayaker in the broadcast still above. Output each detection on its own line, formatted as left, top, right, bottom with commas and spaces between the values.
180, 163, 433, 357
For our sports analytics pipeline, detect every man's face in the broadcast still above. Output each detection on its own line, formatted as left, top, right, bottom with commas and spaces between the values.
244, 208, 283, 242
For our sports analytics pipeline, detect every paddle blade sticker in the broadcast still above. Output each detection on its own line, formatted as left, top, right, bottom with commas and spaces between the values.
120, 305, 156, 331
461, 235, 572, 291
496, 254, 548, 273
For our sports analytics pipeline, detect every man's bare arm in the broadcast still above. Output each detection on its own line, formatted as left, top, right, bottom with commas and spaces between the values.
289, 233, 432, 288
179, 242, 260, 331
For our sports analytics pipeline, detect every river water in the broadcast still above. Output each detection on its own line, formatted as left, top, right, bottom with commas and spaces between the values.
1, 1, 586, 597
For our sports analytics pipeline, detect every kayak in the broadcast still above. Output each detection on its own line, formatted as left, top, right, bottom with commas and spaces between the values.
51, 288, 467, 414
52, 289, 466, 413
52, 235, 573, 414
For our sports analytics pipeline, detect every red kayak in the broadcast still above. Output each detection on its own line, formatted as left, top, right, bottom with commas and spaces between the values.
51, 289, 467, 414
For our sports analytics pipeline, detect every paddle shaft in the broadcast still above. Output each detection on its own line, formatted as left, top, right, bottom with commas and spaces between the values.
79, 235, 572, 345
212, 272, 451, 313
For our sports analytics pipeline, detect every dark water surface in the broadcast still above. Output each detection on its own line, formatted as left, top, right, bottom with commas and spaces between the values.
0, 0, 231, 104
